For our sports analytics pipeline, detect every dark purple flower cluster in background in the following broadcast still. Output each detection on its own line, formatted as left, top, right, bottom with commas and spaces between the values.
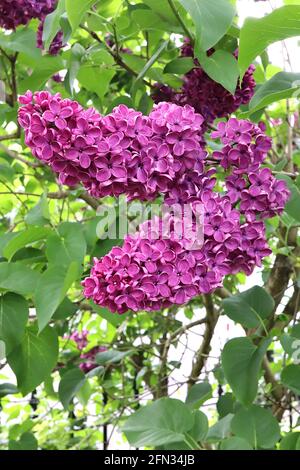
18, 91, 206, 201
0, 0, 64, 56
18, 91, 290, 315
69, 330, 106, 373
0, 0, 55, 30
152, 40, 256, 124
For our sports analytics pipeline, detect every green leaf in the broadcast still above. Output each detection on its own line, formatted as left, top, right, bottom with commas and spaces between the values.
77, 64, 116, 100
60, 12, 72, 43
7, 325, 58, 395
280, 432, 300, 450
25, 194, 50, 226
131, 9, 180, 33
0, 262, 40, 296
221, 437, 253, 450
0, 163, 15, 183
76, 379, 91, 406
43, 0, 66, 50
239, 6, 300, 77
46, 222, 87, 268
197, 49, 239, 95
231, 405, 280, 449
136, 40, 169, 82
281, 364, 300, 395
122, 398, 194, 447
178, 0, 236, 51
66, 0, 95, 31
58, 368, 86, 409
95, 349, 133, 365
277, 175, 300, 222
222, 337, 271, 405
85, 366, 104, 379
3, 227, 50, 261
161, 410, 208, 449
185, 382, 212, 408
144, 0, 181, 26
164, 57, 194, 75
0, 383, 18, 398
222, 286, 274, 329
65, 43, 86, 95
0, 340, 5, 361
92, 303, 129, 327
35, 262, 79, 332
19, 57, 64, 94
249, 72, 300, 114
280, 329, 300, 359
206, 414, 233, 442
0, 233, 17, 258
0, 29, 41, 60
0, 293, 28, 354
189, 410, 208, 442
9, 432, 38, 451
52, 297, 77, 320
217, 393, 235, 418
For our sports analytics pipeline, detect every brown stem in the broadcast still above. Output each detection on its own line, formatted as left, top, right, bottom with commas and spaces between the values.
0, 143, 39, 167
0, 190, 99, 210
188, 294, 219, 387
0, 130, 21, 142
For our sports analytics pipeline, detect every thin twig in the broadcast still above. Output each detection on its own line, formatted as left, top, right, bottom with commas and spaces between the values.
80, 25, 155, 89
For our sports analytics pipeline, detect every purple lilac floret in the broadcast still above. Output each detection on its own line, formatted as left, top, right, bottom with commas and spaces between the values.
70, 330, 89, 351
0, 0, 55, 29
52, 73, 63, 83
152, 40, 256, 124
18, 91, 206, 201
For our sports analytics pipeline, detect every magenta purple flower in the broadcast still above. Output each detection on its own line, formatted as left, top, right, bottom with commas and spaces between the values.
82, 204, 272, 314
18, 91, 206, 201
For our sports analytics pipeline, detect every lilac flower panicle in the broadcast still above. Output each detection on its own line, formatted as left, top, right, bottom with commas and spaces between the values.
211, 118, 290, 220
82, 201, 272, 314
18, 92, 205, 201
